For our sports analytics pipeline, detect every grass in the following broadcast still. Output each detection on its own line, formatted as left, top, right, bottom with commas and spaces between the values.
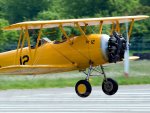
0, 76, 150, 90
0, 60, 149, 90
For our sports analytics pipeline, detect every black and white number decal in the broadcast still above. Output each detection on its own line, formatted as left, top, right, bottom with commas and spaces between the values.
20, 55, 29, 65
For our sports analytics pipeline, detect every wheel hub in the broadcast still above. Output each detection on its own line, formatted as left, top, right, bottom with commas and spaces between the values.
104, 81, 113, 92
77, 84, 86, 94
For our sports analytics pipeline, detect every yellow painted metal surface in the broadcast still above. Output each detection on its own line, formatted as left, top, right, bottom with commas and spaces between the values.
0, 34, 107, 75
77, 84, 86, 94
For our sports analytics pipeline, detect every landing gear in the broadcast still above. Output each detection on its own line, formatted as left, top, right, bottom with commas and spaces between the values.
75, 65, 92, 98
75, 80, 92, 98
101, 66, 118, 95
102, 78, 118, 95
75, 65, 118, 97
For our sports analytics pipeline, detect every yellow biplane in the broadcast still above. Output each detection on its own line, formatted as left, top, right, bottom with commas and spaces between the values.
1, 15, 149, 97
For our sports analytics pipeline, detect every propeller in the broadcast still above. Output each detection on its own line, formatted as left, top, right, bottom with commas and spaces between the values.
124, 22, 129, 77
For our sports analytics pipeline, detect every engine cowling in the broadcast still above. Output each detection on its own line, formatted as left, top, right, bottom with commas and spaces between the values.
107, 32, 126, 63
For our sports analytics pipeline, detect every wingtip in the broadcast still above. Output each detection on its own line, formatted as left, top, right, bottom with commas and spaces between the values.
2, 26, 9, 31
144, 15, 150, 18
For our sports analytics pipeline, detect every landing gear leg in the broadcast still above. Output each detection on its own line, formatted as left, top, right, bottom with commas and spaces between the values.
75, 65, 92, 98
101, 65, 118, 95
75, 65, 119, 98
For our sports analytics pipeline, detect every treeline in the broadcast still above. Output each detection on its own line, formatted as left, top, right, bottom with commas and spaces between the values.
0, 0, 150, 52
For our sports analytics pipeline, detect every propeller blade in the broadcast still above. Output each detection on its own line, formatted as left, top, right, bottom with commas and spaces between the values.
124, 22, 129, 77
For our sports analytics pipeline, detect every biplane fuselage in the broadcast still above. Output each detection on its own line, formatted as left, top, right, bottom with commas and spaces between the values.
0, 34, 109, 75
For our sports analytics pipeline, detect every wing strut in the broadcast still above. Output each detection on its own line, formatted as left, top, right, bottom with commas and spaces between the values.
59, 24, 72, 44
15, 28, 23, 64
110, 21, 120, 35
25, 26, 32, 63
33, 25, 43, 64
116, 20, 120, 33
15, 26, 32, 65
99, 21, 103, 34
75, 22, 89, 43
110, 22, 115, 35
83, 23, 88, 33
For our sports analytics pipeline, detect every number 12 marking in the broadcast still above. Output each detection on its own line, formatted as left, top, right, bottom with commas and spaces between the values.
20, 55, 29, 65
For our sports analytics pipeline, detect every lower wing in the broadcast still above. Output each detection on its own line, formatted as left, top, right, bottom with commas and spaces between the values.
0, 64, 77, 75
103, 56, 139, 66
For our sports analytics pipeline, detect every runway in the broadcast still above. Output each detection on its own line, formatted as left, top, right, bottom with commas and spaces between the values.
0, 85, 150, 113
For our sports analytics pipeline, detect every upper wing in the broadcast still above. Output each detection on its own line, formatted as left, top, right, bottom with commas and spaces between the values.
3, 15, 149, 30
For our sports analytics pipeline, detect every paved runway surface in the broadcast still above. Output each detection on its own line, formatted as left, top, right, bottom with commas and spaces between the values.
0, 85, 150, 113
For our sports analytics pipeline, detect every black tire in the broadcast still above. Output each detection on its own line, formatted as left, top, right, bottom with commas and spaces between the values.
102, 78, 118, 95
75, 80, 92, 98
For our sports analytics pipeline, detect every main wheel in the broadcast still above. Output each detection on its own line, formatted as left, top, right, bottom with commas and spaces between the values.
75, 80, 92, 98
102, 78, 118, 95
